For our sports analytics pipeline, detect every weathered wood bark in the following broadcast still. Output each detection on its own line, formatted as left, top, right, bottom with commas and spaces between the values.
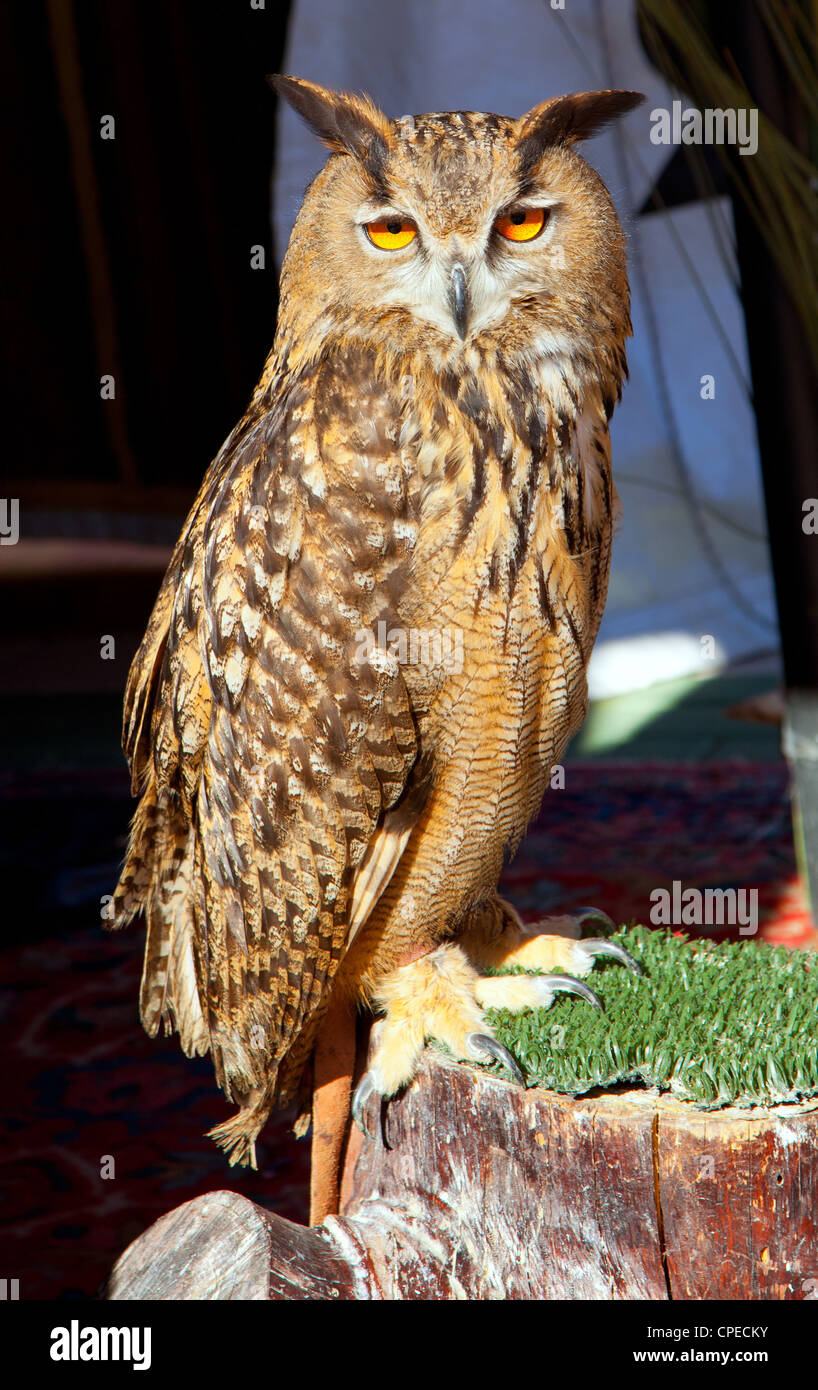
106, 1052, 818, 1299
104, 1189, 359, 1300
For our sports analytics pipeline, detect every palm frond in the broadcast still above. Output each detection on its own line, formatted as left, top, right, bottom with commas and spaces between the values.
637, 0, 818, 372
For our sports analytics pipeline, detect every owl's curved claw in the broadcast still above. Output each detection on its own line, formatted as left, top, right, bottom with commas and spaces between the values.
352, 1071, 377, 1141
580, 938, 643, 975
542, 973, 604, 1009
572, 906, 617, 935
466, 1032, 525, 1085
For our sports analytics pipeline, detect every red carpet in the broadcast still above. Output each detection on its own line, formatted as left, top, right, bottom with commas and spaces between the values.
0, 759, 812, 1299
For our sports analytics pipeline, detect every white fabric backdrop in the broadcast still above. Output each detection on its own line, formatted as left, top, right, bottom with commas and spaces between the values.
272, 0, 778, 696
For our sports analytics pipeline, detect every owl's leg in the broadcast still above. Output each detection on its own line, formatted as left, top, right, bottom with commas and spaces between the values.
352, 941, 597, 1138
460, 895, 641, 979
310, 990, 357, 1225
353, 944, 518, 1137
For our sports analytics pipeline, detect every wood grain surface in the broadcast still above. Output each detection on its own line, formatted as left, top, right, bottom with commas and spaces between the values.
106, 1052, 818, 1300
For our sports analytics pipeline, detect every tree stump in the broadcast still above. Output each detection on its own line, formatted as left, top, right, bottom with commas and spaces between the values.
105, 1051, 818, 1300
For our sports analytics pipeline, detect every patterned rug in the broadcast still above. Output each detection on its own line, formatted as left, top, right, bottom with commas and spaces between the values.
1, 759, 812, 1299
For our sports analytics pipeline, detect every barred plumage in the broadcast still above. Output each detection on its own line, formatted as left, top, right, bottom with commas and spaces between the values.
111, 76, 643, 1193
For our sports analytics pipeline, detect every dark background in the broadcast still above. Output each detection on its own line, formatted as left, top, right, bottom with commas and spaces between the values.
2, 0, 291, 495
1, 2, 294, 722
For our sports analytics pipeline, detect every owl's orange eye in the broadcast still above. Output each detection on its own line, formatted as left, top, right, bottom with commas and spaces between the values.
495, 207, 547, 242
365, 217, 417, 250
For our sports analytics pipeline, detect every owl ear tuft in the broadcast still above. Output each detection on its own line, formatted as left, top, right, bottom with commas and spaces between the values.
269, 74, 393, 177
516, 89, 644, 172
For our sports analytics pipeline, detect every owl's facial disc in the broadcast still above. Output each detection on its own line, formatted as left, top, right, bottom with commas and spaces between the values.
355, 194, 560, 342
274, 78, 643, 351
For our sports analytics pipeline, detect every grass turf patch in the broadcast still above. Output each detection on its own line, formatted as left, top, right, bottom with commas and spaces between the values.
476, 925, 818, 1109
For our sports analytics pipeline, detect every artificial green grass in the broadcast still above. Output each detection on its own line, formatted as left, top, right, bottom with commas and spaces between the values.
479, 925, 818, 1109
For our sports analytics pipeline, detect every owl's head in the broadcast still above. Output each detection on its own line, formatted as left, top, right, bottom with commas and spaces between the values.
273, 76, 643, 363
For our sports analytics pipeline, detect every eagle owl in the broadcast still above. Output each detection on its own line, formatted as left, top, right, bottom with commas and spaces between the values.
112, 75, 643, 1218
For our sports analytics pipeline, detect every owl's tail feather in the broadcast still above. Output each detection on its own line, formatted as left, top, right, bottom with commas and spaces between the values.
109, 783, 161, 928
207, 1099, 272, 1171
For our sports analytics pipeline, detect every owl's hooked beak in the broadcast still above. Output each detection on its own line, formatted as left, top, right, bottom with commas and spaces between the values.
448, 262, 470, 340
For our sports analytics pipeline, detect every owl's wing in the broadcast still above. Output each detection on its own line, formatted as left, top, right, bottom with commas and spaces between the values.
113, 351, 421, 1156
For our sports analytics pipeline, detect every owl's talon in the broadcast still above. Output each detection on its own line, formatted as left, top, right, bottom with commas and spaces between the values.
466, 1032, 525, 1085
571, 906, 617, 935
543, 973, 603, 1009
352, 1071, 377, 1140
579, 937, 643, 975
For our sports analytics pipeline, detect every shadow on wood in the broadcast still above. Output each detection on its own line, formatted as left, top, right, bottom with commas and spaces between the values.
105, 1052, 818, 1300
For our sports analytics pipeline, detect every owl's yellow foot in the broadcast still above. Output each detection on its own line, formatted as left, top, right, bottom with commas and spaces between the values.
473, 971, 603, 1011
465, 903, 642, 978
352, 941, 599, 1139
352, 1027, 524, 1141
